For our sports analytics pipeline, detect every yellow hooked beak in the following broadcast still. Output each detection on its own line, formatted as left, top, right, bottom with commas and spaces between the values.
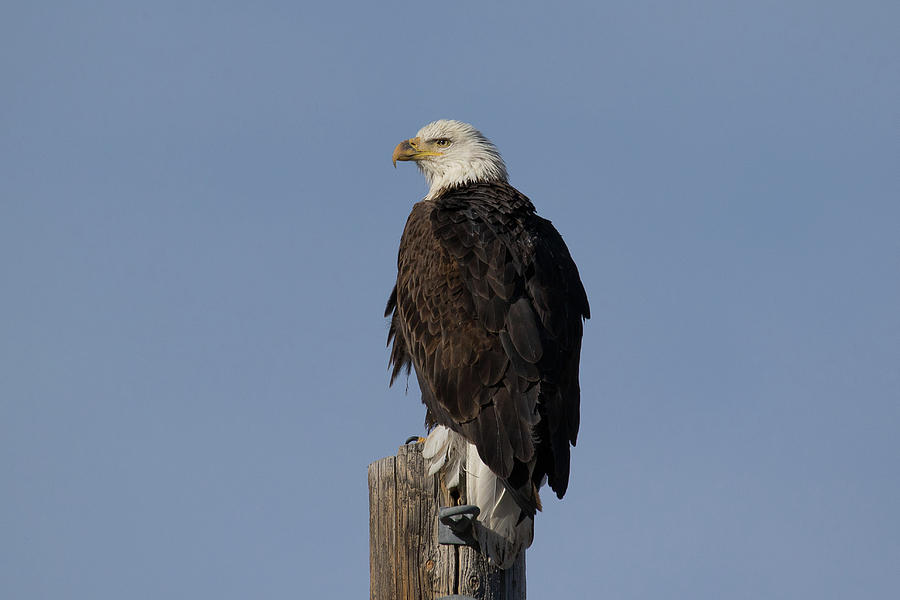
392, 137, 442, 167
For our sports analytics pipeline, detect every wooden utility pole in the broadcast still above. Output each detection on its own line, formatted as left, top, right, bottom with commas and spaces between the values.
368, 442, 526, 600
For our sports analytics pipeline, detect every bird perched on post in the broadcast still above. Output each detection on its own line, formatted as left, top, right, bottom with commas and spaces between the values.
386, 120, 589, 568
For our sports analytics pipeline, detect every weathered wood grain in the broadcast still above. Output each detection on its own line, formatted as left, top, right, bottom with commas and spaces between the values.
369, 442, 525, 600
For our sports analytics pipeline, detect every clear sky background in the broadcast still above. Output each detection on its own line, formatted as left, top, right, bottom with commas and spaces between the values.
2, 1, 897, 598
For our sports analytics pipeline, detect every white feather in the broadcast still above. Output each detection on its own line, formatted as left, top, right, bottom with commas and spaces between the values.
422, 426, 464, 489
466, 443, 534, 569
422, 425, 450, 476
423, 426, 533, 569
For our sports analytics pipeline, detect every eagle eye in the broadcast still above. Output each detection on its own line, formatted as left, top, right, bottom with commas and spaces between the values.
434, 138, 452, 147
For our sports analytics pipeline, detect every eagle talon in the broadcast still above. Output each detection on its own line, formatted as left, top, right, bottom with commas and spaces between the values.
404, 435, 426, 445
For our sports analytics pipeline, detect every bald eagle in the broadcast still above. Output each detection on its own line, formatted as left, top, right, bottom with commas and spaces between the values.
386, 120, 589, 568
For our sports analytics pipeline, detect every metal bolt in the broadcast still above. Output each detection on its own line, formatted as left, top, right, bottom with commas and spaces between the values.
438, 504, 480, 546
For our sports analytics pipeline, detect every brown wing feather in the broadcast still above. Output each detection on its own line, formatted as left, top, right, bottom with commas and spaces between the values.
386, 181, 589, 512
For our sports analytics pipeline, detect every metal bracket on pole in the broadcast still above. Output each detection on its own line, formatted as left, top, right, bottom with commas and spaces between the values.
438, 504, 480, 547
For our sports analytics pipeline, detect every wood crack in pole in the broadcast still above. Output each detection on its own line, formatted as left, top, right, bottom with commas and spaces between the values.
369, 442, 526, 599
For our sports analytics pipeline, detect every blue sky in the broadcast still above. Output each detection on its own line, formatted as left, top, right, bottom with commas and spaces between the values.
1, 1, 897, 598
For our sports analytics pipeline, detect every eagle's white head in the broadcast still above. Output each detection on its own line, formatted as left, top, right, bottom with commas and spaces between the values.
392, 119, 509, 200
